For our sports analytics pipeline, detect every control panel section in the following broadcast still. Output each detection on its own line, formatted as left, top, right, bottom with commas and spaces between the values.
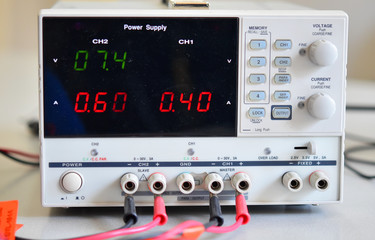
240, 15, 347, 135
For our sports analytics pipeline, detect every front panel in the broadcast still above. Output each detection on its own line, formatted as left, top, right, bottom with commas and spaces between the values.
39, 10, 347, 207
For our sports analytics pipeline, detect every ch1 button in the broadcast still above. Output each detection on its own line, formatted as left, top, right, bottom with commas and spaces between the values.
250, 40, 267, 50
60, 171, 83, 193
248, 108, 265, 118
275, 40, 292, 50
274, 57, 291, 67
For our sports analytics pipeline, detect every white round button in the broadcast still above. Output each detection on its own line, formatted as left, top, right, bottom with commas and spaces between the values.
307, 93, 336, 120
308, 40, 338, 66
61, 171, 83, 193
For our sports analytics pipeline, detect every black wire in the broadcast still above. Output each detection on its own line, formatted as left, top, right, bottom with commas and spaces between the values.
345, 145, 375, 165
346, 132, 375, 144
138, 194, 223, 240
204, 219, 219, 229
0, 150, 39, 167
346, 105, 375, 111
344, 132, 375, 179
344, 162, 375, 179
122, 218, 136, 229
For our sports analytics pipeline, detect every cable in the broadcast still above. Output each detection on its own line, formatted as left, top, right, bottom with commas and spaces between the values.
206, 194, 250, 234
206, 217, 244, 233
345, 145, 375, 165
346, 132, 375, 144
70, 196, 167, 240
133, 219, 218, 240
146, 194, 224, 240
346, 105, 375, 111
151, 220, 204, 240
344, 132, 375, 179
344, 144, 375, 179
208, 194, 224, 227
0, 148, 39, 159
344, 162, 375, 180
150, 193, 250, 239
16, 195, 167, 240
0, 150, 39, 167
71, 217, 161, 240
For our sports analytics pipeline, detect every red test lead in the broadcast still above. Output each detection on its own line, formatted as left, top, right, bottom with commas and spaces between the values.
206, 194, 250, 234
71, 196, 167, 240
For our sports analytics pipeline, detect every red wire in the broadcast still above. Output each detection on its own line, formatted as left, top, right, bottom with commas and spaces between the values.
0, 148, 39, 159
71, 196, 167, 240
205, 216, 244, 233
151, 220, 203, 240
72, 216, 161, 240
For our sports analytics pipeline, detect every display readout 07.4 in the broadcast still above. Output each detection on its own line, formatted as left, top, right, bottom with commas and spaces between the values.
73, 50, 127, 71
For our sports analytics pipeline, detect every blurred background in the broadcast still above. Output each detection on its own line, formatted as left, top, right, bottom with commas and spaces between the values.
0, 0, 373, 80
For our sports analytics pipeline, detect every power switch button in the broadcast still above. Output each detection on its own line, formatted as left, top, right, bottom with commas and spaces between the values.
60, 171, 83, 193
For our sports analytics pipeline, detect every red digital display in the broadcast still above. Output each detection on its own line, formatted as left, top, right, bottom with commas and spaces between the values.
74, 92, 128, 113
74, 91, 212, 113
159, 92, 211, 112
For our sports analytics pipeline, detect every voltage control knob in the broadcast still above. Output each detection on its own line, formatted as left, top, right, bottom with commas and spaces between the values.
308, 40, 338, 66
306, 93, 336, 120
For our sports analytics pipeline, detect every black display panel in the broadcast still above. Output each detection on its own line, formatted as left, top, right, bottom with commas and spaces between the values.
43, 17, 238, 137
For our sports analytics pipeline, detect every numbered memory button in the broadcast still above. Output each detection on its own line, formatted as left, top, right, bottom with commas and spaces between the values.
248, 91, 266, 101
249, 74, 266, 84
249, 57, 266, 67
249, 40, 267, 50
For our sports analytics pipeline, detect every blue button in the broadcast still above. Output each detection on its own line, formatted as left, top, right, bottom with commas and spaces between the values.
275, 40, 292, 49
249, 91, 266, 101
248, 108, 265, 118
250, 40, 267, 50
249, 74, 266, 84
274, 57, 291, 67
271, 106, 292, 120
274, 91, 291, 101
250, 57, 266, 67
274, 74, 291, 84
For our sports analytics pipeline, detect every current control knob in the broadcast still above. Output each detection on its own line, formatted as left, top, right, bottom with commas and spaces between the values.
308, 40, 338, 66
60, 171, 83, 193
307, 93, 336, 120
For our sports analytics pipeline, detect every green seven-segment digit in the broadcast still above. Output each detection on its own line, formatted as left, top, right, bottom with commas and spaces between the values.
74, 50, 88, 71
97, 50, 108, 70
114, 51, 127, 69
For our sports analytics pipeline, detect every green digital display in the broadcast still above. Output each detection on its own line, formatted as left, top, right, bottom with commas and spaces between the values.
73, 50, 127, 71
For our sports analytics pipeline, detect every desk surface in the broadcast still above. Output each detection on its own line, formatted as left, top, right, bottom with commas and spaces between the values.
1, 49, 375, 240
